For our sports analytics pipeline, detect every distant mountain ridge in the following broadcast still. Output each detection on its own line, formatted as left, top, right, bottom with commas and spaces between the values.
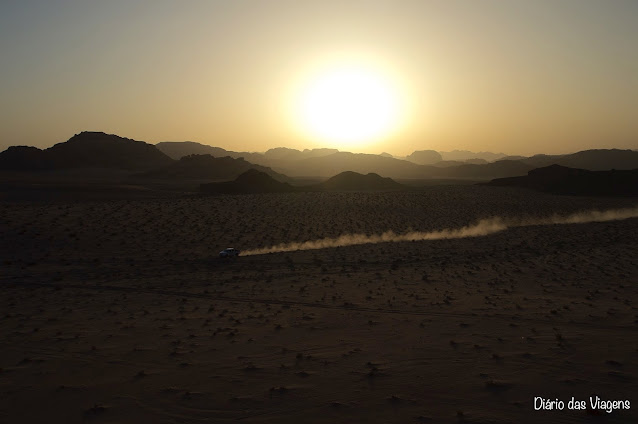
405, 150, 442, 165
482, 164, 638, 196
0, 133, 285, 182
154, 140, 638, 180
263, 147, 339, 160
438, 150, 507, 162
518, 149, 638, 171
155, 141, 231, 160
3, 132, 637, 182
283, 152, 427, 179
139, 154, 290, 182
155, 141, 338, 164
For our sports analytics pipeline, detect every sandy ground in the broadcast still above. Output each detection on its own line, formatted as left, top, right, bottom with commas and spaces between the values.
1, 186, 637, 423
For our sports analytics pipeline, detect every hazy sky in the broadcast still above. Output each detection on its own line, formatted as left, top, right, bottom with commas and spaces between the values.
1, 0, 637, 155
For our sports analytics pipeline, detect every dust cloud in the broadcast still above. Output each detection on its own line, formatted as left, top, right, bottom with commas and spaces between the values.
242, 206, 638, 256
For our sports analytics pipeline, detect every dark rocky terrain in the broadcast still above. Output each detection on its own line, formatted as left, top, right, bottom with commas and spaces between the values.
1, 186, 636, 423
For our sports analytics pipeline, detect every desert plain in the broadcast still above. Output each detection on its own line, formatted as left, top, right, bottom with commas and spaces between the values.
1, 186, 637, 423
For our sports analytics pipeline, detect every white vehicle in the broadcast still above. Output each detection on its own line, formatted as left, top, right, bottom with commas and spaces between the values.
219, 247, 240, 258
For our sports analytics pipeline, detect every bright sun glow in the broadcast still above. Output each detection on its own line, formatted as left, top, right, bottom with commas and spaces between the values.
297, 65, 402, 148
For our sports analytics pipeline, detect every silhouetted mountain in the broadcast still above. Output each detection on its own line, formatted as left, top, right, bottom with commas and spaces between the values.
277, 152, 428, 179
156, 142, 344, 170
270, 152, 538, 180
554, 149, 638, 170
200, 169, 296, 194
47, 132, 173, 170
263, 147, 301, 160
156, 141, 231, 160
465, 158, 488, 165
482, 164, 638, 196
432, 158, 489, 167
500, 155, 529, 162
6, 133, 636, 184
155, 141, 264, 163
153, 142, 638, 180
406, 150, 442, 165
432, 160, 465, 168
158, 143, 340, 163
264, 147, 339, 161
501, 150, 638, 171
200, 170, 405, 194
379, 152, 393, 158
155, 141, 423, 177
0, 132, 173, 171
436, 149, 638, 180
0, 146, 49, 170
139, 154, 290, 182
439, 150, 507, 162
313, 171, 406, 191
432, 160, 534, 179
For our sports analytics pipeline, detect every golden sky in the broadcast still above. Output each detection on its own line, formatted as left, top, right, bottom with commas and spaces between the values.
1, 1, 637, 156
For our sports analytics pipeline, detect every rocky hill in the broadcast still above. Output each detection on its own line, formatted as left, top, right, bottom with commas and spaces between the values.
200, 170, 406, 194
200, 169, 296, 194
482, 164, 638, 196
313, 171, 406, 191
0, 132, 173, 171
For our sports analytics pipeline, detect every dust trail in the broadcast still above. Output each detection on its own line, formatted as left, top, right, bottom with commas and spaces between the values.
242, 206, 638, 256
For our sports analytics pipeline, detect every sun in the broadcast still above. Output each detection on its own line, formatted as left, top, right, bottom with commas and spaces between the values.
296, 65, 402, 148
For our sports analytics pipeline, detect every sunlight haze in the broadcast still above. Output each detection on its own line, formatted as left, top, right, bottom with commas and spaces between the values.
1, 0, 637, 155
